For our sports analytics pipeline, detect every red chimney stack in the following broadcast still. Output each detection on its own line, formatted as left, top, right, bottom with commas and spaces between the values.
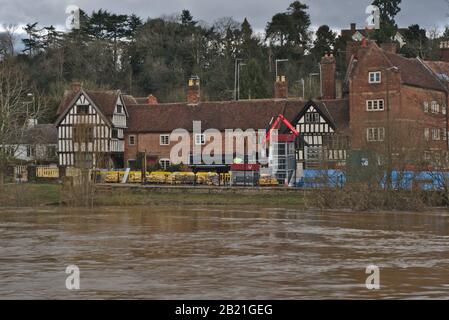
320, 53, 336, 100
147, 94, 158, 105
274, 76, 288, 99
187, 76, 200, 105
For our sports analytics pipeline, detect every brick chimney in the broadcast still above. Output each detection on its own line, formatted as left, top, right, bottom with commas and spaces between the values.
439, 41, 449, 62
381, 42, 397, 54
320, 53, 336, 100
147, 94, 158, 105
274, 76, 288, 99
187, 76, 200, 105
350, 23, 356, 32
71, 82, 82, 92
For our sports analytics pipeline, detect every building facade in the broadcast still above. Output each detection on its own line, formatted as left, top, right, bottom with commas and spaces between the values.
55, 85, 131, 169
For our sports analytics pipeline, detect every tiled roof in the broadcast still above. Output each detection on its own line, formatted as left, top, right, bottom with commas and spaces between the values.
423, 60, 449, 82
384, 53, 447, 92
22, 124, 57, 144
126, 98, 350, 134
56, 89, 123, 118
126, 99, 308, 133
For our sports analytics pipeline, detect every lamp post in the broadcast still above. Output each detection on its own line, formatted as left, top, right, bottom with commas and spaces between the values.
237, 63, 246, 101
234, 58, 244, 100
275, 59, 289, 79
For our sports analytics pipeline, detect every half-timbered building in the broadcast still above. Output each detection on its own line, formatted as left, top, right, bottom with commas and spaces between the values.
55, 85, 131, 169
291, 99, 350, 169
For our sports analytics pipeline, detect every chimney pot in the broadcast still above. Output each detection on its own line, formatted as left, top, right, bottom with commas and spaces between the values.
147, 94, 158, 105
275, 76, 288, 99
187, 76, 200, 105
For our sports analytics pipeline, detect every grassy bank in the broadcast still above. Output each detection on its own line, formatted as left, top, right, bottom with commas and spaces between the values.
0, 183, 307, 207
0, 183, 61, 207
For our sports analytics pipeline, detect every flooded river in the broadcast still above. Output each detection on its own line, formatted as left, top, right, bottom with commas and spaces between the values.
1, 206, 449, 299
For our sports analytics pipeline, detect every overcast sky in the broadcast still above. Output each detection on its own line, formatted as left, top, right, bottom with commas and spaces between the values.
0, 0, 448, 33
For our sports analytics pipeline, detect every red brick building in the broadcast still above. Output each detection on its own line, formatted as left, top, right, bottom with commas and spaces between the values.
343, 41, 448, 164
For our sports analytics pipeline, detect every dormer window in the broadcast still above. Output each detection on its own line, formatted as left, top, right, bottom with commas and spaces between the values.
77, 104, 89, 114
369, 71, 382, 84
116, 105, 123, 114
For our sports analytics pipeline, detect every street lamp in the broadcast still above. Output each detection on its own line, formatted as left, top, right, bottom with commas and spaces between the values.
237, 63, 246, 101
275, 59, 289, 79
234, 58, 245, 100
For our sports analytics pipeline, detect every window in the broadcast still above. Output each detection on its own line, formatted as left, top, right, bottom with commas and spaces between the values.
442, 129, 447, 141
26, 145, 35, 157
424, 128, 430, 141
112, 129, 118, 139
432, 128, 441, 141
195, 134, 205, 145
160, 135, 170, 146
159, 159, 171, 170
76, 104, 89, 114
46, 146, 56, 158
128, 135, 136, 146
116, 105, 123, 114
431, 101, 440, 114
443, 106, 447, 115
366, 99, 385, 111
305, 112, 320, 123
369, 71, 381, 84
424, 102, 429, 113
367, 128, 385, 142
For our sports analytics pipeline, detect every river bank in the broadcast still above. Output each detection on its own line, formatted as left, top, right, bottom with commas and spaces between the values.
1, 183, 447, 211
0, 183, 307, 208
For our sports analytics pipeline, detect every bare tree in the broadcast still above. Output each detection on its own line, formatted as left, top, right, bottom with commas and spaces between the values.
0, 24, 18, 58
0, 61, 46, 183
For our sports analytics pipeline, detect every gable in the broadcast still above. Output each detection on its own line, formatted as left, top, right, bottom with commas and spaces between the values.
294, 103, 335, 134
55, 91, 111, 127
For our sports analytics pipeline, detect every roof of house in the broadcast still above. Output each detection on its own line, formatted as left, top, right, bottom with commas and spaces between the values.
289, 99, 350, 132
384, 53, 447, 92
22, 124, 57, 144
346, 42, 447, 93
56, 89, 123, 118
423, 60, 449, 82
341, 27, 407, 39
126, 98, 350, 133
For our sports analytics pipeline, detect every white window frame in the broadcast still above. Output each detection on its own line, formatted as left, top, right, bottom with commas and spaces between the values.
195, 134, 206, 145
128, 135, 136, 146
160, 134, 170, 146
366, 99, 385, 111
367, 128, 385, 142
431, 101, 440, 114
432, 128, 441, 141
424, 128, 430, 141
369, 71, 382, 84
159, 158, 171, 170
424, 102, 429, 113
305, 112, 320, 123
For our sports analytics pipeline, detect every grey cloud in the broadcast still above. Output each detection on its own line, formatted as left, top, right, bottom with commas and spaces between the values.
0, 0, 448, 32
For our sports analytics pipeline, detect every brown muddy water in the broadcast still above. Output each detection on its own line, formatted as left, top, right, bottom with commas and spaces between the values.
1, 206, 449, 299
